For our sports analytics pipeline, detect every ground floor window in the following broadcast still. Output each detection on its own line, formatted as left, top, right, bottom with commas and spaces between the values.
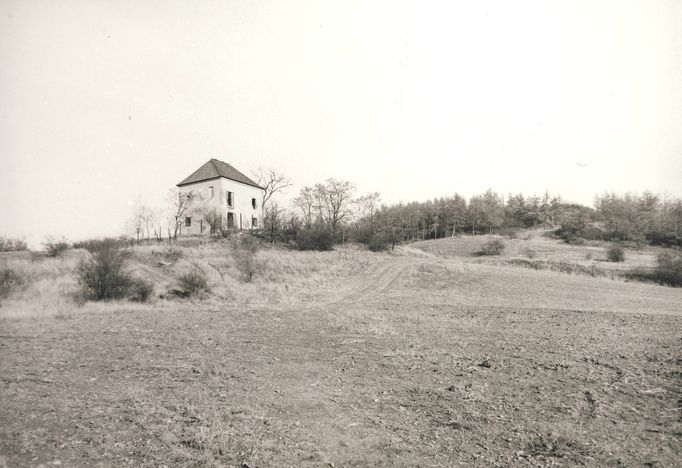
252, 217, 258, 228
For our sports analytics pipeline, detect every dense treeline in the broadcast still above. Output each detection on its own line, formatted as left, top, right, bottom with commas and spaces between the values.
593, 192, 682, 246
349, 190, 569, 250
116, 170, 681, 253
256, 183, 682, 251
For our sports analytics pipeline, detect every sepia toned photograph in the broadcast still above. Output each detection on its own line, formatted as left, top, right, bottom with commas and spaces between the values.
1, 1, 681, 466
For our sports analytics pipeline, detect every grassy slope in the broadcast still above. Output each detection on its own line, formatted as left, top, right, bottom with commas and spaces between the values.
1, 235, 680, 467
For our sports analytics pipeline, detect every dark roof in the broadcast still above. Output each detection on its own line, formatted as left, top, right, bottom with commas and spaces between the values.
177, 159, 264, 190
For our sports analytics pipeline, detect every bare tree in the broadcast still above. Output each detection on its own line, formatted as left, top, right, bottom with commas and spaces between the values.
354, 192, 381, 223
129, 202, 155, 242
252, 168, 292, 209
141, 207, 156, 240
314, 179, 355, 236
129, 208, 145, 242
167, 189, 194, 240
293, 186, 316, 228
263, 203, 285, 244
231, 235, 264, 281
196, 205, 222, 235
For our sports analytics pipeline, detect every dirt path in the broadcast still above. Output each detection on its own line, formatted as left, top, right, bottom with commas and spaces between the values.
332, 257, 417, 305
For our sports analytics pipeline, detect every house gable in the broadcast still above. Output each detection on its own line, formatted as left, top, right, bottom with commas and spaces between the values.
177, 159, 263, 190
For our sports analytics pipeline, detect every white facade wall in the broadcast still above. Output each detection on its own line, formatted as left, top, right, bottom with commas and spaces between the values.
178, 177, 264, 236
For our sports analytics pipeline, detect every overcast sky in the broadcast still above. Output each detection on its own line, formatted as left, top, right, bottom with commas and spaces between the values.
1, 0, 681, 246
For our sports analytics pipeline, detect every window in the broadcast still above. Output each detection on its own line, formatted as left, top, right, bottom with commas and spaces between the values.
227, 191, 234, 208
209, 186, 214, 198
185, 216, 192, 227
252, 217, 258, 228
252, 198, 257, 209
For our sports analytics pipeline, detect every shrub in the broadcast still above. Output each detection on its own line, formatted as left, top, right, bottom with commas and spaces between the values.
73, 237, 134, 253
522, 248, 537, 259
652, 253, 682, 287
497, 227, 518, 239
128, 278, 154, 302
43, 237, 70, 257
648, 232, 682, 248
295, 227, 335, 251
606, 246, 625, 262
232, 236, 264, 282
0, 237, 28, 252
176, 270, 210, 298
563, 235, 586, 246
350, 225, 393, 252
368, 237, 390, 252
0, 266, 24, 300
477, 239, 505, 256
163, 247, 183, 264
76, 243, 132, 301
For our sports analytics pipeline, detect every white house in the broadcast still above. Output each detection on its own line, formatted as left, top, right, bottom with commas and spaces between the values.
177, 159, 265, 235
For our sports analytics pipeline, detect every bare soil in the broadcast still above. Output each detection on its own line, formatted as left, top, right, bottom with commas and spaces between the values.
1, 238, 681, 467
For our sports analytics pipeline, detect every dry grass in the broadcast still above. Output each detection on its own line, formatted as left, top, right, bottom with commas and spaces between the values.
0, 244, 384, 319
413, 230, 662, 273
1, 235, 681, 467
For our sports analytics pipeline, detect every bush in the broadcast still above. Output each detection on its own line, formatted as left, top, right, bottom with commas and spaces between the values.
0, 237, 28, 252
497, 227, 518, 239
176, 270, 210, 298
349, 225, 393, 252
477, 239, 505, 256
295, 227, 335, 251
368, 237, 390, 252
128, 278, 154, 302
163, 247, 183, 264
522, 248, 537, 259
0, 266, 24, 300
652, 253, 682, 287
73, 237, 134, 253
648, 232, 682, 248
232, 236, 264, 282
606, 246, 625, 262
563, 235, 586, 246
43, 237, 70, 257
76, 243, 132, 301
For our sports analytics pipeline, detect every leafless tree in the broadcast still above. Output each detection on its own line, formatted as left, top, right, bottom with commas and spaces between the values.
129, 203, 155, 242
130, 209, 145, 242
196, 205, 222, 235
263, 203, 285, 244
314, 179, 355, 235
231, 235, 264, 281
252, 168, 292, 209
293, 186, 316, 228
167, 189, 194, 240
354, 192, 381, 223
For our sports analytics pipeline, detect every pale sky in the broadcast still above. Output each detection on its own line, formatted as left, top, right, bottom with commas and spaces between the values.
1, 0, 681, 246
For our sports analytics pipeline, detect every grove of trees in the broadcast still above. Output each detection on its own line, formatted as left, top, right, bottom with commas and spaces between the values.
125, 169, 681, 252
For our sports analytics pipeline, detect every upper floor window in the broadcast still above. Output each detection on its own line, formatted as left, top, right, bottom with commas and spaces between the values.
227, 191, 234, 207
252, 198, 257, 209
185, 216, 192, 227
209, 186, 214, 198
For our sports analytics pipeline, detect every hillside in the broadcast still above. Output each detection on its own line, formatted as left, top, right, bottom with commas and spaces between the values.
1, 234, 681, 467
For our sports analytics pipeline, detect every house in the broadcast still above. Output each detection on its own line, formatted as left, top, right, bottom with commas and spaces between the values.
177, 159, 265, 235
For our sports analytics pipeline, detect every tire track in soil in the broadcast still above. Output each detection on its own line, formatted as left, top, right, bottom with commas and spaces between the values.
332, 258, 416, 306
